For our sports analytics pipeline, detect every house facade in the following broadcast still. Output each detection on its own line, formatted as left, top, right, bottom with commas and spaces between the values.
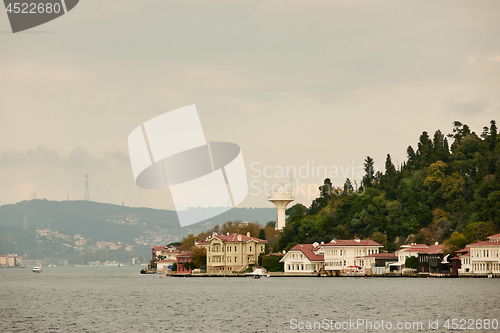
206, 233, 267, 274
280, 243, 324, 274
156, 259, 176, 272
0, 254, 22, 267
450, 247, 471, 275
468, 233, 500, 275
391, 243, 429, 272
176, 251, 193, 274
355, 253, 397, 275
321, 239, 382, 272
417, 245, 448, 274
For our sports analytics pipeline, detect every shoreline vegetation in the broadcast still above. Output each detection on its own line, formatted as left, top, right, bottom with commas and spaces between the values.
171, 120, 500, 276
2, 120, 499, 271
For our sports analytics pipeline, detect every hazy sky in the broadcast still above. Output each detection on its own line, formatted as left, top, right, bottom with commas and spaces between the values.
1, 0, 499, 211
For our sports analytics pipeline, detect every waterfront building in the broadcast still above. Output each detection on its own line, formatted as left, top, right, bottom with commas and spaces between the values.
450, 247, 471, 275
321, 239, 382, 273
152, 246, 166, 261
0, 254, 23, 267
156, 259, 176, 272
161, 247, 181, 261
387, 243, 428, 272
468, 233, 500, 275
417, 244, 448, 274
206, 232, 267, 274
176, 251, 193, 274
280, 243, 324, 274
355, 253, 397, 275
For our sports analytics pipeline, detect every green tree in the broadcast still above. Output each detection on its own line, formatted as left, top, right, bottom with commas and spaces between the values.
444, 232, 468, 254
171, 262, 177, 272
405, 256, 418, 269
258, 229, 266, 240
180, 234, 196, 251
319, 178, 333, 198
190, 248, 206, 268
262, 254, 284, 272
362, 156, 375, 187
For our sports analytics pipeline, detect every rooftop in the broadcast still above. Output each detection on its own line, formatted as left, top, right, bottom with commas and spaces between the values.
284, 244, 324, 262
321, 239, 382, 247
417, 244, 444, 254
210, 233, 267, 244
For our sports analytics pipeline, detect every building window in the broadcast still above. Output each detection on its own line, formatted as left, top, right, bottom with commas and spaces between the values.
235, 257, 237, 262
250, 246, 252, 251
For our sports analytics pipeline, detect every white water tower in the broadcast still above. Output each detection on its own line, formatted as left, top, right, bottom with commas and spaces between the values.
268, 183, 293, 230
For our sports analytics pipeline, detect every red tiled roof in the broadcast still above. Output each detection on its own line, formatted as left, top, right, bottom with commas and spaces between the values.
288, 244, 324, 261
211, 233, 267, 243
152, 246, 165, 251
177, 251, 192, 258
417, 244, 444, 254
467, 240, 500, 247
455, 247, 470, 254
321, 239, 382, 247
488, 233, 500, 238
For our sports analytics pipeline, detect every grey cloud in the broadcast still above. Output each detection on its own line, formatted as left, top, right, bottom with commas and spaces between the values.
450, 99, 490, 115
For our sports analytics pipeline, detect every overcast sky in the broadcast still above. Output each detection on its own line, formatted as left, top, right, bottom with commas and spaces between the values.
1, 0, 499, 211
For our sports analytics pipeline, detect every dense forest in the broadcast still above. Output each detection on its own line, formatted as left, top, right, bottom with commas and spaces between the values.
276, 120, 500, 254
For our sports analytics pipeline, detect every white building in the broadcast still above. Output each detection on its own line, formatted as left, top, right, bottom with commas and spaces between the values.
321, 239, 382, 272
468, 233, 500, 275
354, 253, 398, 274
280, 243, 324, 274
454, 248, 472, 275
156, 259, 176, 273
391, 243, 429, 272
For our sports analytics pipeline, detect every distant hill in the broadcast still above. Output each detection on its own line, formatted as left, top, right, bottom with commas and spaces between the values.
0, 199, 276, 260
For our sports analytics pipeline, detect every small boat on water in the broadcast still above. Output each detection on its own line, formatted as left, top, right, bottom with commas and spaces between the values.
32, 266, 42, 273
245, 268, 270, 278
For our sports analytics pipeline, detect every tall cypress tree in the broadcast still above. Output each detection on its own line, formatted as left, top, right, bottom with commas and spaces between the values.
362, 156, 375, 187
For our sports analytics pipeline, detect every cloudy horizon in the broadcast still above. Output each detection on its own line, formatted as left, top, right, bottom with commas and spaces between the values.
1, 0, 499, 210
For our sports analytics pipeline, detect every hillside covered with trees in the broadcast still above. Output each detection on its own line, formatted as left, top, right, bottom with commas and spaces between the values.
276, 120, 500, 254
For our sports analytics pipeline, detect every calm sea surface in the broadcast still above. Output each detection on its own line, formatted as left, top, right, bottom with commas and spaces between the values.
1, 266, 499, 333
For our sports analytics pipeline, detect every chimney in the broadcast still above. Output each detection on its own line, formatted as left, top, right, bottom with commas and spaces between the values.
237, 235, 242, 241
246, 232, 250, 237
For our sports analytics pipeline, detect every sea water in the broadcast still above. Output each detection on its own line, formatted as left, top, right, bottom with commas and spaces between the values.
1, 266, 499, 332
